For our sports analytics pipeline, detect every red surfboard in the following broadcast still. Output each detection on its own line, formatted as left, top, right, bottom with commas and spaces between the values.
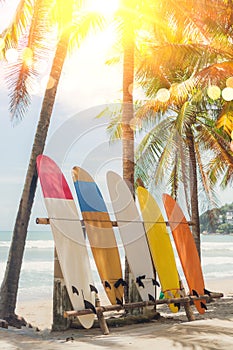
37, 154, 96, 328
163, 193, 206, 314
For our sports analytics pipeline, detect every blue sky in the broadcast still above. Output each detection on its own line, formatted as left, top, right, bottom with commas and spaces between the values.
0, 2, 123, 230
0, 2, 232, 231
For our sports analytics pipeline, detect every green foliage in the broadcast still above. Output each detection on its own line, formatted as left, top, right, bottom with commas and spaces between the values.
200, 202, 233, 234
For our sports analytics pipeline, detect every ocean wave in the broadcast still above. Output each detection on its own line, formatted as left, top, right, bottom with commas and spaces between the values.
25, 240, 54, 249
202, 242, 233, 252
1, 234, 232, 303
0, 240, 54, 249
203, 270, 233, 279
21, 260, 53, 272
202, 256, 233, 266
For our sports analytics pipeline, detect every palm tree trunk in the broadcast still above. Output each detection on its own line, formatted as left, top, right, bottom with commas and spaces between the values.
122, 43, 135, 194
186, 127, 201, 257
0, 30, 71, 327
121, 5, 138, 303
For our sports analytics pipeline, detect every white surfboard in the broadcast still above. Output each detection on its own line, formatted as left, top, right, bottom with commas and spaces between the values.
37, 155, 96, 329
107, 171, 157, 302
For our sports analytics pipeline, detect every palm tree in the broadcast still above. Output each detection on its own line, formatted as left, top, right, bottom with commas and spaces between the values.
113, 0, 161, 303
0, 0, 103, 327
108, 0, 233, 258
135, 68, 233, 257
135, 0, 233, 256
118, 0, 136, 304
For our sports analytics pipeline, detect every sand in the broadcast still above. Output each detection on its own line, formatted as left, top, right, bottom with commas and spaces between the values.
0, 278, 232, 350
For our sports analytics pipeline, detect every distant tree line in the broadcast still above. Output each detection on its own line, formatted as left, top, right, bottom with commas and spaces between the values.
200, 203, 233, 234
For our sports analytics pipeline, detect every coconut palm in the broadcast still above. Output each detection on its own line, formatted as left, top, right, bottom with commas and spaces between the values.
112, 0, 166, 303
108, 0, 233, 258
0, 0, 104, 327
135, 60, 233, 256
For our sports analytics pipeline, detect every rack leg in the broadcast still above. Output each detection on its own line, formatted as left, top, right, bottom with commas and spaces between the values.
97, 309, 109, 335
95, 296, 109, 335
180, 279, 195, 321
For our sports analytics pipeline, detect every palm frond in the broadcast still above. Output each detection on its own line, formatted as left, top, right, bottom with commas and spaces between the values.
135, 79, 197, 125
168, 155, 179, 198
195, 61, 233, 87
6, 0, 55, 122
177, 134, 192, 217
194, 141, 219, 212
68, 10, 105, 53
196, 122, 233, 187
3, 0, 34, 49
96, 104, 123, 142
216, 101, 233, 136
6, 59, 33, 121
136, 41, 233, 97
175, 101, 196, 135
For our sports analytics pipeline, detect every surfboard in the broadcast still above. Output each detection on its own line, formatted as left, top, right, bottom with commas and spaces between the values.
37, 155, 96, 329
162, 193, 206, 314
107, 171, 157, 303
137, 187, 181, 313
72, 166, 124, 305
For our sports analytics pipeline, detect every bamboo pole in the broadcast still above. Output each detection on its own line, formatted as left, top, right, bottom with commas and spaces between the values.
36, 217, 194, 226
64, 292, 223, 318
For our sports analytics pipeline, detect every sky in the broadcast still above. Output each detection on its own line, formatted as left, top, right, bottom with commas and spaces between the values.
0, 1, 233, 231
0, 1, 124, 230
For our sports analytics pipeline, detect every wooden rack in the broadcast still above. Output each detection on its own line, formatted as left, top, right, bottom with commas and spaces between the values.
36, 217, 223, 334
64, 292, 223, 335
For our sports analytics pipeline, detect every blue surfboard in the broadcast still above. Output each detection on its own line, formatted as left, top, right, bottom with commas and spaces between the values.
72, 166, 125, 305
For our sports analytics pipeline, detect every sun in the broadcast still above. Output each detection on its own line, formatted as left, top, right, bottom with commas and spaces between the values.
87, 0, 119, 17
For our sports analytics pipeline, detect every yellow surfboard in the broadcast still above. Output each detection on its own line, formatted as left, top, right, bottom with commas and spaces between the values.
137, 187, 181, 313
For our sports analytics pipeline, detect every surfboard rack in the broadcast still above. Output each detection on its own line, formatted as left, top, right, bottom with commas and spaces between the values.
64, 292, 223, 335
36, 218, 194, 226
35, 217, 222, 334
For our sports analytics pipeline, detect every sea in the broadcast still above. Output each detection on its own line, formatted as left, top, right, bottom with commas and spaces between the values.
0, 231, 232, 302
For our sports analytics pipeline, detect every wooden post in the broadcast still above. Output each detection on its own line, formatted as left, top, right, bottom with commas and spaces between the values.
179, 279, 195, 321
52, 249, 72, 331
95, 296, 109, 335
0, 319, 8, 329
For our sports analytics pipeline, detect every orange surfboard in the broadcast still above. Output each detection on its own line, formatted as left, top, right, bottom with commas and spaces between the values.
162, 193, 206, 314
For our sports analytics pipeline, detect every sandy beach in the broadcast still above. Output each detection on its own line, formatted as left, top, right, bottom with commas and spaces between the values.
0, 278, 232, 349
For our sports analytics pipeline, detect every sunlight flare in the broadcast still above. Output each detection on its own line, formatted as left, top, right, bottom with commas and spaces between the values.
156, 88, 170, 103
22, 47, 33, 67
34, 60, 48, 74
41, 75, 55, 91
222, 87, 233, 101
5, 48, 18, 63
0, 38, 5, 51
226, 77, 233, 88
207, 85, 221, 100
87, 0, 119, 16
